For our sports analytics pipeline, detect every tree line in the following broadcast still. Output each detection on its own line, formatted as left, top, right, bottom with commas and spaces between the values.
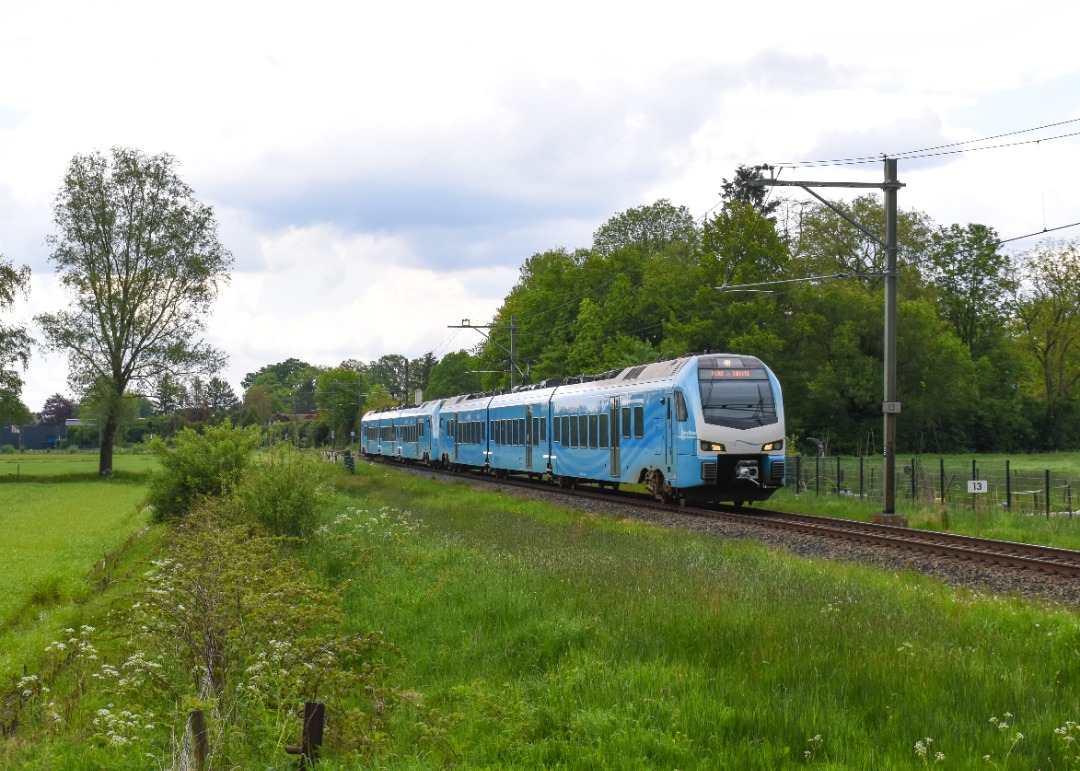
463, 175, 1080, 454
2, 153, 1079, 462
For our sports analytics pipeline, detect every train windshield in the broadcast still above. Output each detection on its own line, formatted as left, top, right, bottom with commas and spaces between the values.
697, 367, 778, 429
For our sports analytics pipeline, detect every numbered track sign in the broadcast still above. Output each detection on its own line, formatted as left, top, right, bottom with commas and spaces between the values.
967, 480, 988, 494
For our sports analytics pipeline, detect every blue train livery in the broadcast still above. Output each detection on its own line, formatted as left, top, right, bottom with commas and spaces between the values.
360, 353, 785, 505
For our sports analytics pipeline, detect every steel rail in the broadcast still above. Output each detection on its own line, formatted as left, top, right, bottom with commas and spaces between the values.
364, 457, 1080, 578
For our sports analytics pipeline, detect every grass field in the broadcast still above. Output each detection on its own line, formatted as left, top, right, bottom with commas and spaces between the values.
5, 456, 1080, 768
313, 464, 1080, 769
0, 480, 153, 684
0, 452, 157, 481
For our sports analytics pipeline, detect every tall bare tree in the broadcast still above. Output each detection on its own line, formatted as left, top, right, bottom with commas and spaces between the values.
37, 148, 233, 474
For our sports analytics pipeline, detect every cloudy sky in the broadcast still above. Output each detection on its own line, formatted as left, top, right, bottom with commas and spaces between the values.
3, 0, 1079, 412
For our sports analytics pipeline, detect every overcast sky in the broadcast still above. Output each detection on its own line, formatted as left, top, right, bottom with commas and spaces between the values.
3, 0, 1079, 412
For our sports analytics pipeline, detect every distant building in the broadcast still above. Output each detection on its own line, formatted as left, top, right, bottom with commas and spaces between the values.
1, 423, 69, 450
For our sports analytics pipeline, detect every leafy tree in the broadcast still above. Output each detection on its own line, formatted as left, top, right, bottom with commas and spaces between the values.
183, 376, 212, 423
367, 354, 410, 398
241, 384, 273, 426
0, 254, 31, 424
362, 383, 397, 413
206, 377, 240, 416
425, 350, 482, 399
37, 148, 232, 475
592, 198, 699, 256
927, 223, 1014, 356
1008, 240, 1080, 446
789, 194, 935, 291
566, 298, 607, 375
241, 357, 311, 389
702, 201, 789, 291
151, 373, 187, 415
38, 393, 75, 426
315, 367, 364, 445
76, 378, 144, 446
410, 351, 438, 396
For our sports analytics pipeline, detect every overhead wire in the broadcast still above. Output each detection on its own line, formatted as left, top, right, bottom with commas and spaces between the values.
771, 117, 1080, 169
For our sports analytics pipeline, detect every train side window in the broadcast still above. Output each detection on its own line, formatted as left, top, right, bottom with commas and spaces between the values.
578, 415, 588, 448
540, 419, 546, 442
634, 406, 644, 438
622, 407, 631, 438
599, 414, 609, 448
518, 418, 526, 445
674, 390, 688, 422
562, 416, 570, 446
588, 414, 598, 448
532, 417, 540, 446
569, 415, 578, 447
553, 415, 560, 443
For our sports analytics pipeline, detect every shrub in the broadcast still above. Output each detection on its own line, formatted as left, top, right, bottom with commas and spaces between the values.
0, 444, 15, 454
227, 443, 333, 537
147, 422, 263, 521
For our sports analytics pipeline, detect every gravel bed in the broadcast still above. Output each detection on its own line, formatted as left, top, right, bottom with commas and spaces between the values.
386, 463, 1080, 609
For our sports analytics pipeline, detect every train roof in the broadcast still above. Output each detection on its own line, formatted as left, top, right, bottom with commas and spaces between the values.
362, 353, 771, 417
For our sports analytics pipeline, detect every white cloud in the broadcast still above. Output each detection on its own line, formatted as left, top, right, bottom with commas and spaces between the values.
2, 0, 1080, 412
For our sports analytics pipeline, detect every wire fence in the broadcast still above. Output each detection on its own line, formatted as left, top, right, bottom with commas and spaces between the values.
785, 456, 1078, 517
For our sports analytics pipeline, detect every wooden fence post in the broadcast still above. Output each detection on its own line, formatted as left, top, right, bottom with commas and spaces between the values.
189, 709, 209, 771
286, 701, 325, 767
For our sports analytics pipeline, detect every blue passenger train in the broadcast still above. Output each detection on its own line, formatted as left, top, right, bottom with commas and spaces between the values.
360, 353, 786, 505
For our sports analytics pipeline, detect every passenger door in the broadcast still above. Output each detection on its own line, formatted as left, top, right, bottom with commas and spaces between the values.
525, 406, 533, 469
610, 396, 620, 478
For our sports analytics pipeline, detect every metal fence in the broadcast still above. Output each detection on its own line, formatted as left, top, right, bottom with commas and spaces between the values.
785, 456, 1078, 516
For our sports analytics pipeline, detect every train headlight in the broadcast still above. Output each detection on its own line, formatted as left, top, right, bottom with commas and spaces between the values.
700, 440, 725, 452
761, 440, 784, 452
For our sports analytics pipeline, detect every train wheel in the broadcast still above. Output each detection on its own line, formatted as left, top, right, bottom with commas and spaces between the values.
645, 469, 674, 503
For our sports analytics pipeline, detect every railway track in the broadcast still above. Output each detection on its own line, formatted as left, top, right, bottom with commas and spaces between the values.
367, 457, 1080, 580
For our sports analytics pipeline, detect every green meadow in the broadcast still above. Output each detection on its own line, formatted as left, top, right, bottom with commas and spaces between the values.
0, 477, 154, 687
311, 465, 1080, 769
0, 452, 157, 481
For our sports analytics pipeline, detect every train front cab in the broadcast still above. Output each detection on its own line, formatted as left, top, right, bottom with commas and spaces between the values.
673, 355, 786, 504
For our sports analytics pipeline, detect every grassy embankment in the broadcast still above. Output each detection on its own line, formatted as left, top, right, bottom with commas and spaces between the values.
314, 463, 1079, 769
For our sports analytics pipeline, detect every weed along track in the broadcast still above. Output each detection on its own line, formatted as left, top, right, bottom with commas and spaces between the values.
373, 457, 1080, 606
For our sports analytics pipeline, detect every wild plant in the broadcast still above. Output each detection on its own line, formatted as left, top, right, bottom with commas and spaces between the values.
84, 503, 401, 765
146, 421, 262, 521
913, 736, 944, 767
1054, 721, 1080, 770
224, 441, 333, 537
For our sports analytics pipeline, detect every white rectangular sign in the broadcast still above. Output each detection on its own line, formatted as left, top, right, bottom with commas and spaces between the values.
967, 480, 988, 494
